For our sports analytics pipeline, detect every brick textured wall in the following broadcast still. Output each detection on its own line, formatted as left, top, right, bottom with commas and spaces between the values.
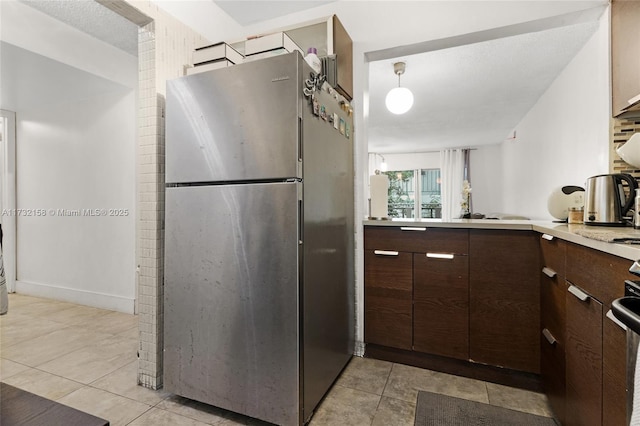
103, 0, 209, 390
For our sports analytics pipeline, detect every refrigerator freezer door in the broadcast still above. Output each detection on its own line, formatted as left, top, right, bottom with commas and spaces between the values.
166, 53, 302, 184
164, 183, 300, 426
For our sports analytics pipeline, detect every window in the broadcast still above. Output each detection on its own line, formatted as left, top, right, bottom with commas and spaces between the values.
420, 169, 442, 218
386, 169, 441, 219
386, 170, 415, 218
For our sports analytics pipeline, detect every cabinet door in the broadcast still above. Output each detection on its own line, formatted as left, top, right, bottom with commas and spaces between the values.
566, 242, 630, 307
611, 0, 640, 117
565, 284, 603, 426
413, 253, 469, 360
603, 310, 627, 426
540, 279, 566, 425
469, 230, 540, 373
540, 236, 566, 424
364, 249, 413, 350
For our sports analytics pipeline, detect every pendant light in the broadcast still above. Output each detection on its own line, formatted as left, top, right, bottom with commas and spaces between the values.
378, 154, 388, 172
385, 62, 414, 115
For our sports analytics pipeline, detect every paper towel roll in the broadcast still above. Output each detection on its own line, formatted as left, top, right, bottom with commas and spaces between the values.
370, 174, 389, 219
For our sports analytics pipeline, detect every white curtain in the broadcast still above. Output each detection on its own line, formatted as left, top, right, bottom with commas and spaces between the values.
440, 149, 465, 221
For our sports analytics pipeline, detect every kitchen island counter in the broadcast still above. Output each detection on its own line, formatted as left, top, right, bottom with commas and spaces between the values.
363, 218, 640, 261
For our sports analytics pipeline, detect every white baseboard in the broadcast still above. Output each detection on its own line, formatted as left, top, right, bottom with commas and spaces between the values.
15, 280, 135, 314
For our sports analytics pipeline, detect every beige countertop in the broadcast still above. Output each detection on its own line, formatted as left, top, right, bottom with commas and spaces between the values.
363, 218, 640, 261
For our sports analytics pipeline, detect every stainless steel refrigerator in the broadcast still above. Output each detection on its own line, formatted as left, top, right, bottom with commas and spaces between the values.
163, 52, 354, 426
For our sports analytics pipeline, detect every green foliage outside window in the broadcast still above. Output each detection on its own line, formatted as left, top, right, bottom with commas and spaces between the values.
385, 170, 414, 218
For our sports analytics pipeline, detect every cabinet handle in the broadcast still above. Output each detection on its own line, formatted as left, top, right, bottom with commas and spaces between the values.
426, 253, 454, 259
568, 285, 590, 302
542, 267, 557, 278
541, 234, 554, 241
374, 250, 399, 256
606, 309, 628, 331
542, 328, 557, 345
400, 227, 426, 231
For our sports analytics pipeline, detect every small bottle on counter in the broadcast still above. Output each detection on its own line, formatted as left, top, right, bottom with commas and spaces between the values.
568, 207, 584, 224
634, 188, 640, 229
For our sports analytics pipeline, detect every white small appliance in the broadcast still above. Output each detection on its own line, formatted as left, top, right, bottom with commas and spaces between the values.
547, 186, 585, 221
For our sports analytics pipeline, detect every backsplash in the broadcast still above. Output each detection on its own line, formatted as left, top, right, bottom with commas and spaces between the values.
611, 117, 640, 181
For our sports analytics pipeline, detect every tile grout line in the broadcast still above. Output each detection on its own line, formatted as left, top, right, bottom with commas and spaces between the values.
484, 382, 490, 406
370, 362, 395, 423
123, 405, 155, 425
3, 314, 160, 409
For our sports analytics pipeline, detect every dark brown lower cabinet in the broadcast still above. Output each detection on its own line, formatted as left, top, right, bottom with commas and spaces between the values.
565, 283, 602, 426
364, 249, 413, 350
413, 253, 469, 360
541, 330, 566, 424
540, 273, 566, 425
470, 230, 540, 373
602, 312, 627, 426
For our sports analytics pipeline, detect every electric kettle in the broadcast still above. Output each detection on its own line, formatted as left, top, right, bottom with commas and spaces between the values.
584, 173, 638, 226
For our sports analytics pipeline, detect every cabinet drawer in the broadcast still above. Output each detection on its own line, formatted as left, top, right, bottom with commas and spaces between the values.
566, 243, 630, 306
364, 250, 412, 297
541, 274, 566, 344
540, 326, 566, 425
540, 234, 566, 279
364, 226, 468, 254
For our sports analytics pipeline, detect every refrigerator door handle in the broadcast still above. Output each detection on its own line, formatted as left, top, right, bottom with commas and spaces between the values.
298, 117, 303, 162
298, 200, 303, 244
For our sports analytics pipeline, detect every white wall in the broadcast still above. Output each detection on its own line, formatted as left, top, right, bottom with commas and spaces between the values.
380, 152, 440, 172
501, 10, 610, 220
1, 1, 138, 312
16, 90, 137, 312
470, 145, 504, 215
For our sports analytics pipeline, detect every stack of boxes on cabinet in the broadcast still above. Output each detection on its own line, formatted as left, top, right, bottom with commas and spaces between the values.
188, 42, 244, 75
184, 15, 354, 103
187, 33, 303, 75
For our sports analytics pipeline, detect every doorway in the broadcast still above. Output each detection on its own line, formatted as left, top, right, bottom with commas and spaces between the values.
0, 110, 17, 293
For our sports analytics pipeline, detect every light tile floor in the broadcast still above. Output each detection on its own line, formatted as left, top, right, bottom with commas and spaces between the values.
0, 294, 554, 425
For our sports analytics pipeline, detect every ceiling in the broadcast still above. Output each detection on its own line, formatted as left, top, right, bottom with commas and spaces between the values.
368, 21, 600, 154
18, 0, 604, 155
20, 0, 138, 56
1, 41, 130, 112
214, 0, 336, 26
205, 0, 605, 155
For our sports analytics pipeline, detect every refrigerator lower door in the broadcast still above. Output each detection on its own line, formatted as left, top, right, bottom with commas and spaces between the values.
164, 183, 300, 426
